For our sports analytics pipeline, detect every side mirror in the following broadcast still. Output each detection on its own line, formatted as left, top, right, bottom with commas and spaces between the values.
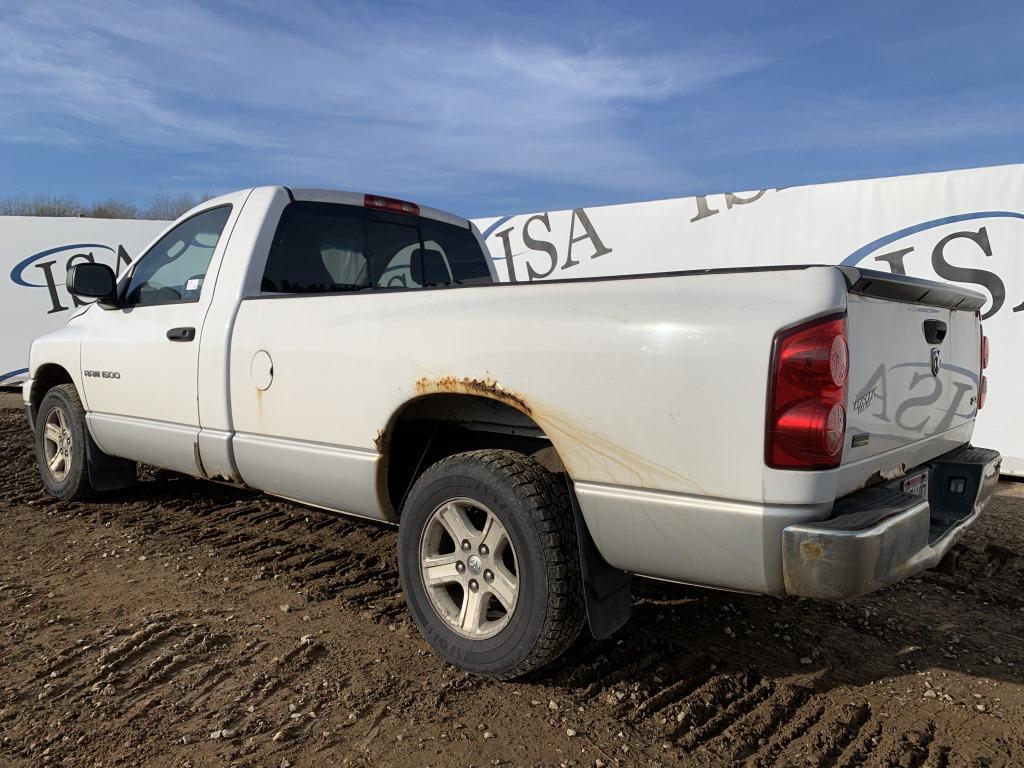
66, 263, 118, 307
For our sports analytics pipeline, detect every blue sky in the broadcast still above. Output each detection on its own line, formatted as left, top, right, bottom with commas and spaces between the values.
0, 1, 1021, 218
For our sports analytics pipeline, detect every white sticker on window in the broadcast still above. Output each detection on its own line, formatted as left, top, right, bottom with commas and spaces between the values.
186, 278, 200, 291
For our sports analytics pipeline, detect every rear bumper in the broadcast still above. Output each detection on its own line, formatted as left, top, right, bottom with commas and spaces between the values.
782, 445, 1001, 599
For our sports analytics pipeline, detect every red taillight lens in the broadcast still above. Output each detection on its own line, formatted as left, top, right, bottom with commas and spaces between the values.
979, 375, 987, 410
364, 193, 420, 216
766, 314, 849, 470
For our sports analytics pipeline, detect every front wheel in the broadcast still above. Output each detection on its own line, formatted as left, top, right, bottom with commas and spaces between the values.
34, 384, 93, 501
398, 449, 585, 679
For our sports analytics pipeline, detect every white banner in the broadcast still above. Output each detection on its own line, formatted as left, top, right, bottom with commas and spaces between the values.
1, 217, 168, 386
472, 164, 1024, 475
2, 166, 1020, 474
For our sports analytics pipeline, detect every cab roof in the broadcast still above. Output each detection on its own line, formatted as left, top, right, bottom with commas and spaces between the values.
285, 187, 470, 229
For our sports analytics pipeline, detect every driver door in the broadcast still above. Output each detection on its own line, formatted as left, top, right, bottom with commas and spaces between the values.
81, 204, 236, 476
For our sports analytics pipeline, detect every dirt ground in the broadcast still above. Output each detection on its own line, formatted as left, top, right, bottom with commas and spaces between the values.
1, 397, 1023, 768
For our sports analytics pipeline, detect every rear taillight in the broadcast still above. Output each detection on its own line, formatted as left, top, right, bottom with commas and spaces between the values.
364, 193, 420, 216
979, 376, 988, 410
766, 313, 849, 470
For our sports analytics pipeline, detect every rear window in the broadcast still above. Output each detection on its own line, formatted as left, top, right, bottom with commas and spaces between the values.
262, 209, 368, 293
421, 219, 493, 286
261, 202, 492, 294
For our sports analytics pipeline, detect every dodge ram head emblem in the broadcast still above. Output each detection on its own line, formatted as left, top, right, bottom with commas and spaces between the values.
930, 348, 941, 377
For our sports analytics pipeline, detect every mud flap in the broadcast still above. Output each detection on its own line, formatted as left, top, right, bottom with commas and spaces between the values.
86, 432, 137, 491
567, 479, 632, 640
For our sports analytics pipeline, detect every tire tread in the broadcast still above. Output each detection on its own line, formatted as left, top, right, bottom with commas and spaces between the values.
407, 448, 586, 679
35, 383, 93, 501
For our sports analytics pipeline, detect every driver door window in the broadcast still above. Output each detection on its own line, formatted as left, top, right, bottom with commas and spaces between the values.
124, 206, 232, 306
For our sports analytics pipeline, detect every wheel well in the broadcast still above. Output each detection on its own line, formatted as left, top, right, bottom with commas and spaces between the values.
29, 364, 74, 424
380, 393, 566, 517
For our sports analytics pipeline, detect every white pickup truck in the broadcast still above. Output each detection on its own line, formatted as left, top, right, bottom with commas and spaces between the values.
24, 187, 1000, 678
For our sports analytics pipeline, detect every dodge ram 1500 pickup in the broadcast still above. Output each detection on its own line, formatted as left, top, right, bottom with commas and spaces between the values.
24, 186, 1000, 678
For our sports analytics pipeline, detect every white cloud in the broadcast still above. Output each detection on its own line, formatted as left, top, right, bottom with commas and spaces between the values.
0, 0, 765, 201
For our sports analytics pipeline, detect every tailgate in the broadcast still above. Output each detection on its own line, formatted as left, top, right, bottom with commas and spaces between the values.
839, 268, 986, 491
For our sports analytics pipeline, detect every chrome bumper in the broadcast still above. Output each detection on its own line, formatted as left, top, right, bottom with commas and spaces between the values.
782, 446, 1001, 599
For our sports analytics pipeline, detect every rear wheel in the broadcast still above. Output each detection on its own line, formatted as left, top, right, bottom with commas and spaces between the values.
35, 384, 93, 501
398, 449, 585, 679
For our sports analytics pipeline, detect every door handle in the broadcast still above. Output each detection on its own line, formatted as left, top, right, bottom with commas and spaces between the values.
166, 326, 196, 342
923, 319, 947, 344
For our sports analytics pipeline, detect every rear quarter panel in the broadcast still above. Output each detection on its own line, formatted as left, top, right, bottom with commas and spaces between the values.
228, 266, 848, 506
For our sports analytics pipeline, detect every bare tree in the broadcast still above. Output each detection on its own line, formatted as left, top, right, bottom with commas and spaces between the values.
0, 194, 84, 217
0, 190, 215, 220
87, 198, 141, 219
146, 190, 204, 221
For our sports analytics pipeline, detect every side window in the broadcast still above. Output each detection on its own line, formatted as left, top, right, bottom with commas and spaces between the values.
262, 206, 368, 293
419, 220, 493, 286
124, 206, 232, 306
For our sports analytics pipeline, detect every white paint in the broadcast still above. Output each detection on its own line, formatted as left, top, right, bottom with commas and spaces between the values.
472, 164, 1023, 473
841, 293, 979, 469
21, 186, 995, 595
6, 168, 1017, 477
250, 350, 274, 391
77, 192, 250, 476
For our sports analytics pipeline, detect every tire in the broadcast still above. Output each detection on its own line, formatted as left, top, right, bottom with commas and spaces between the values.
398, 449, 586, 679
34, 384, 93, 501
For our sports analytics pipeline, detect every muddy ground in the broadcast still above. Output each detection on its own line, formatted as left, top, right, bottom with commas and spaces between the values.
1, 395, 1023, 768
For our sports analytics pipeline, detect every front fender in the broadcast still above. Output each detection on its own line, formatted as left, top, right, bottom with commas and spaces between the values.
28, 311, 91, 411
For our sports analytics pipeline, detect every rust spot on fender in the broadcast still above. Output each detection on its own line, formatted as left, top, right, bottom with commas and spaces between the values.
414, 376, 532, 416
373, 429, 387, 453
801, 541, 824, 559
410, 376, 707, 495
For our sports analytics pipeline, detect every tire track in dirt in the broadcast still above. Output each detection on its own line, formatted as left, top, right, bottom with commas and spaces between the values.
3, 407, 1024, 767
1, 411, 408, 766
536, 557, 1024, 768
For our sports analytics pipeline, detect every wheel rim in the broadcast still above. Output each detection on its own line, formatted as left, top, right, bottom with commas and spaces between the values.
42, 406, 73, 482
418, 497, 519, 640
